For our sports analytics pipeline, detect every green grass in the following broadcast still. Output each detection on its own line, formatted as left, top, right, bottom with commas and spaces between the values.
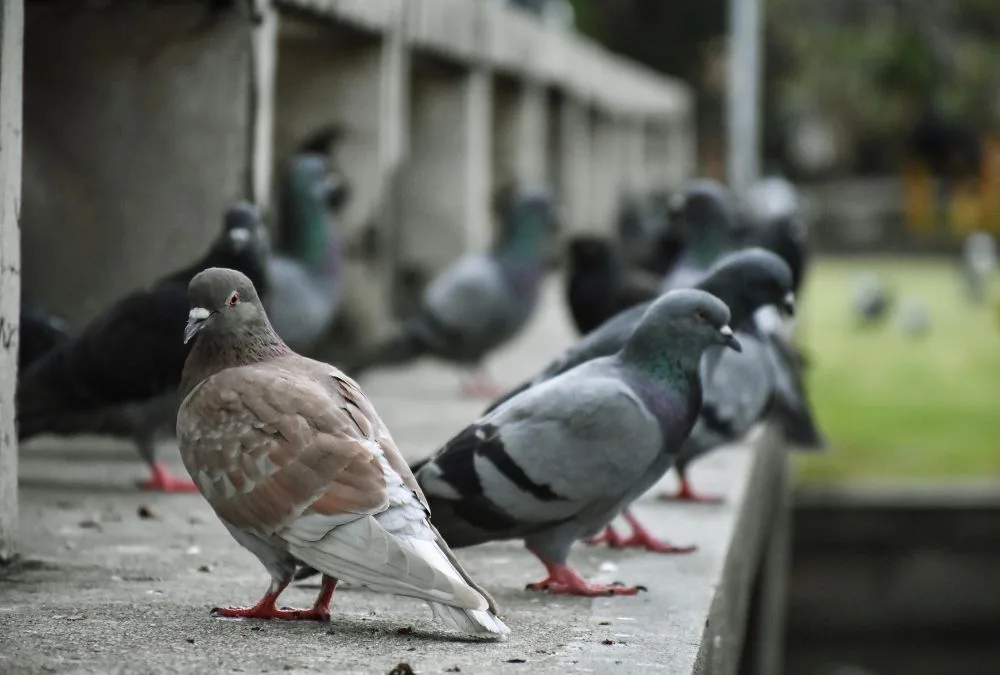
794, 256, 1000, 484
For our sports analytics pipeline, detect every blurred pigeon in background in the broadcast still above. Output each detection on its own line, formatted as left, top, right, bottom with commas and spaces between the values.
958, 231, 996, 304
16, 203, 270, 492
661, 179, 740, 291
18, 299, 72, 370
743, 176, 811, 294
898, 298, 930, 338
564, 235, 659, 336
616, 191, 683, 277
347, 187, 560, 398
264, 136, 350, 354
176, 268, 508, 636
412, 290, 740, 595
486, 248, 795, 416
852, 272, 892, 326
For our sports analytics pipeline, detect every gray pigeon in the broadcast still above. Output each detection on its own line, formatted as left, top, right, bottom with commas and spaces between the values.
897, 298, 930, 338
177, 268, 509, 636
483, 248, 796, 416
412, 289, 741, 595
264, 150, 349, 354
959, 231, 996, 304
348, 187, 560, 398
660, 179, 740, 291
852, 273, 892, 326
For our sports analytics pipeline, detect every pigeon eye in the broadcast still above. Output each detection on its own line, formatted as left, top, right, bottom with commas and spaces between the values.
694, 310, 707, 322
227, 291, 239, 307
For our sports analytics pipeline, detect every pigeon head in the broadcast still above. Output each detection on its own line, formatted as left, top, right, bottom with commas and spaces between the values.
669, 179, 738, 265
184, 267, 270, 345
495, 187, 561, 262
697, 248, 794, 328
219, 201, 267, 255
566, 236, 620, 275
622, 288, 741, 379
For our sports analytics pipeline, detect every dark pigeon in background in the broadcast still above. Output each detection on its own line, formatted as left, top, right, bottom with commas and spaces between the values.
347, 187, 560, 398
413, 289, 740, 595
264, 141, 350, 354
18, 299, 72, 371
16, 202, 270, 492
616, 191, 683, 277
743, 176, 811, 294
661, 179, 740, 291
564, 235, 659, 336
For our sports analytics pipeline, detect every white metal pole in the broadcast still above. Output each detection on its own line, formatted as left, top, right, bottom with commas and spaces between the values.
727, 0, 763, 195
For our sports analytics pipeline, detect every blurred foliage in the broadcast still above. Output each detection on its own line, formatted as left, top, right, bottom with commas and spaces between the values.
795, 257, 1000, 483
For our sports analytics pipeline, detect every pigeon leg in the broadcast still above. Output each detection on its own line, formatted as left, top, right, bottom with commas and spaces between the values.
657, 468, 724, 504
212, 576, 334, 621
616, 509, 696, 554
583, 524, 627, 548
139, 461, 199, 493
524, 548, 643, 597
460, 368, 505, 399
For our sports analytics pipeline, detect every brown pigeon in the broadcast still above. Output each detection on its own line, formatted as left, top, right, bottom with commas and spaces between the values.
176, 267, 509, 637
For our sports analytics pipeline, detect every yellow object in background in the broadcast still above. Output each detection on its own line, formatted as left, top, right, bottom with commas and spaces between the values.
981, 135, 1000, 234
950, 180, 982, 235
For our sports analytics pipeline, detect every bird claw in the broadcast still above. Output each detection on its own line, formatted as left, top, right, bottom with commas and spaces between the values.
618, 533, 697, 554
584, 526, 626, 549
658, 479, 724, 504
140, 462, 199, 493
525, 567, 644, 597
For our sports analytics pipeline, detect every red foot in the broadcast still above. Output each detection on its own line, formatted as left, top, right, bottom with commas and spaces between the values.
460, 375, 505, 400
618, 510, 696, 554
584, 525, 626, 548
139, 462, 199, 493
657, 477, 724, 504
212, 575, 337, 622
525, 564, 644, 597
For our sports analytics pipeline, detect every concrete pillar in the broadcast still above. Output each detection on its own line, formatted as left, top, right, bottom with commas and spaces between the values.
644, 120, 675, 191
0, 0, 24, 562
20, 4, 252, 325
273, 12, 407, 348
555, 96, 592, 234
398, 58, 492, 277
492, 76, 547, 191
621, 118, 647, 195
589, 111, 620, 234
249, 0, 278, 208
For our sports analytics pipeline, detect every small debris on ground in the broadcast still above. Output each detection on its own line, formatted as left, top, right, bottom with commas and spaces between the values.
506, 658, 527, 664
78, 518, 101, 530
395, 626, 414, 636
185, 638, 195, 644
444, 668, 461, 673
387, 663, 415, 675
197, 564, 212, 573
598, 620, 611, 625
137, 505, 155, 519
601, 639, 615, 646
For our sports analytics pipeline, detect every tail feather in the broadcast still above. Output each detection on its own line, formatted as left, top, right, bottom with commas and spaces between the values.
773, 400, 827, 451
428, 601, 510, 637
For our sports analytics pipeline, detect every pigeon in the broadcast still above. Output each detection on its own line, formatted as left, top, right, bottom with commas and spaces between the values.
484, 248, 796, 416
176, 267, 509, 637
959, 232, 996, 304
18, 300, 72, 370
897, 298, 930, 338
743, 176, 811, 294
16, 203, 270, 492
618, 190, 685, 278
264, 149, 349, 354
851, 273, 892, 326
564, 235, 660, 336
660, 179, 740, 291
407, 289, 741, 595
347, 187, 560, 398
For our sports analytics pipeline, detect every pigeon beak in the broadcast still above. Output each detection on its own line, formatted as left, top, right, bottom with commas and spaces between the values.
184, 307, 210, 344
719, 325, 742, 353
780, 291, 796, 317
227, 227, 251, 252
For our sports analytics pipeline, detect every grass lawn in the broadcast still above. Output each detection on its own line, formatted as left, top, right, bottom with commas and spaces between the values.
794, 256, 1000, 484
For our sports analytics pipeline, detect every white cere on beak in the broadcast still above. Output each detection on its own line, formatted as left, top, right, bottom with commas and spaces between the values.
720, 325, 734, 338
228, 228, 251, 245
189, 307, 210, 321
784, 291, 795, 305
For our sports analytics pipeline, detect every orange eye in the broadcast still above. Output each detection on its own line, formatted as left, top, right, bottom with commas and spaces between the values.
227, 291, 239, 307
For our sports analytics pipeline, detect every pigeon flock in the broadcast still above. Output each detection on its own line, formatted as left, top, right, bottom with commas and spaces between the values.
17, 160, 827, 637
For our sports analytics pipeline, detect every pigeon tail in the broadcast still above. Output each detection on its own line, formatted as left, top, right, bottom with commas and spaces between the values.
428, 601, 510, 637
773, 400, 827, 452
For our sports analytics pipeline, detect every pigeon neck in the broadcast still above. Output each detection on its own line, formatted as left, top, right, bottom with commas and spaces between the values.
282, 184, 341, 279
621, 329, 704, 399
181, 320, 290, 397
